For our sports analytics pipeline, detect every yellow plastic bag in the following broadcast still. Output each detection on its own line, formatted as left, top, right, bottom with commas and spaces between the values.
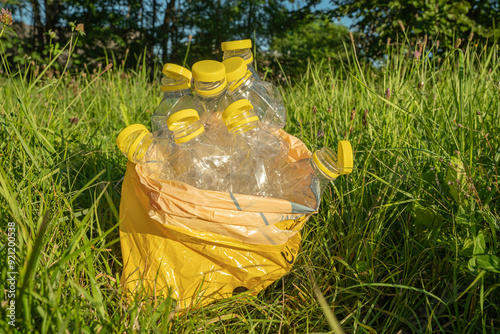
119, 130, 317, 308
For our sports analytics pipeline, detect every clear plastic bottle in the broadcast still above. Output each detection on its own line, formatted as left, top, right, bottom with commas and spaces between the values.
223, 57, 286, 131
271, 142, 353, 209
221, 39, 260, 79
117, 111, 231, 190
191, 60, 230, 113
166, 108, 230, 191
116, 124, 175, 180
151, 63, 193, 136
222, 99, 289, 196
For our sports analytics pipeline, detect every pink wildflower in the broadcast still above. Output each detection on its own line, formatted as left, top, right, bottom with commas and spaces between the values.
1, 8, 13, 26
75, 23, 84, 34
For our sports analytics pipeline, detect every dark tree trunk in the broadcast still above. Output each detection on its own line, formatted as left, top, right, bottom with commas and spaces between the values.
44, 0, 62, 33
162, 0, 177, 62
30, 0, 44, 51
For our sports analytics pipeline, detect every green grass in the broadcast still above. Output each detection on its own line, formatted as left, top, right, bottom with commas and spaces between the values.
0, 29, 499, 333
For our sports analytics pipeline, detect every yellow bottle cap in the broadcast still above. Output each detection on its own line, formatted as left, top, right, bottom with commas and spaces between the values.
338, 141, 353, 174
222, 99, 259, 132
221, 39, 252, 51
223, 57, 247, 83
162, 63, 192, 81
161, 63, 192, 91
192, 60, 226, 82
116, 124, 150, 161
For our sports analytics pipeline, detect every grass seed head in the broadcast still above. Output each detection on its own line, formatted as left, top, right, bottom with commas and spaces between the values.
398, 20, 405, 31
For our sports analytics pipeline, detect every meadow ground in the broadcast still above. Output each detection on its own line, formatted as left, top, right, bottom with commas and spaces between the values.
0, 34, 499, 333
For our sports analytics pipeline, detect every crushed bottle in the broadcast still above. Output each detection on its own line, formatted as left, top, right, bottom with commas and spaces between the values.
222, 99, 289, 196
270, 142, 353, 208
118, 109, 231, 191
116, 124, 175, 180
151, 64, 194, 136
223, 57, 286, 131
165, 108, 231, 191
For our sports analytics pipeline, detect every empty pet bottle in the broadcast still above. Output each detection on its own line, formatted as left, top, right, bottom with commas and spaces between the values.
116, 124, 175, 180
191, 60, 229, 114
151, 63, 193, 135
271, 142, 353, 209
166, 108, 230, 191
223, 57, 286, 131
221, 39, 260, 79
222, 99, 289, 196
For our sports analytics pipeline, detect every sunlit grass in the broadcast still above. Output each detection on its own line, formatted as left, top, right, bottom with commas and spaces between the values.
0, 29, 499, 333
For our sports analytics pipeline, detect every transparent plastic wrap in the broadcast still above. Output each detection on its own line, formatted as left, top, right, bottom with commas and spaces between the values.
223, 57, 286, 131
222, 99, 289, 196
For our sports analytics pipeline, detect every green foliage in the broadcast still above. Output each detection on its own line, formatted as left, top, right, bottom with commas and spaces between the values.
268, 16, 349, 79
329, 0, 500, 57
184, 0, 290, 62
3, 0, 298, 71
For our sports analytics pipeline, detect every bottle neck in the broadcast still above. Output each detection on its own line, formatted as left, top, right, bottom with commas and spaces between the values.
162, 89, 190, 99
228, 71, 254, 94
131, 133, 154, 163
194, 78, 227, 98
225, 104, 260, 135
229, 120, 259, 135
310, 148, 341, 194
161, 75, 190, 90
223, 49, 253, 63
171, 120, 205, 145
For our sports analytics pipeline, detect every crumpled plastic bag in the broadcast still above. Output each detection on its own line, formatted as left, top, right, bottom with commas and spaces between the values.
119, 130, 318, 308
